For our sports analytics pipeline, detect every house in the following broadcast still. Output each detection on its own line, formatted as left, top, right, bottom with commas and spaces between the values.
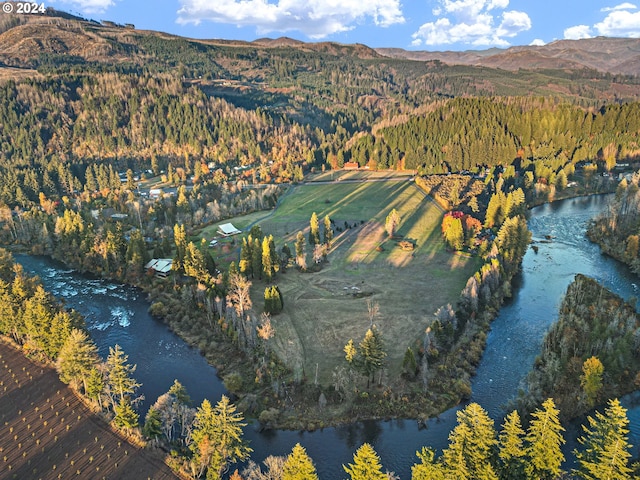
145, 258, 173, 278
343, 162, 359, 170
217, 223, 242, 237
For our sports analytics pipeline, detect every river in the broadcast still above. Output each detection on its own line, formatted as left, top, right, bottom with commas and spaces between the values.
14, 193, 640, 478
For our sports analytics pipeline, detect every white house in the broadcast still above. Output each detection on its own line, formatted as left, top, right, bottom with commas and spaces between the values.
217, 223, 242, 237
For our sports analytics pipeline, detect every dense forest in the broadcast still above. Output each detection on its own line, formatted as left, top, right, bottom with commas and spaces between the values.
523, 274, 640, 419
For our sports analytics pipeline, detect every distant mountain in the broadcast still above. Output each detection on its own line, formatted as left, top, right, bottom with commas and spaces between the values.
376, 37, 640, 76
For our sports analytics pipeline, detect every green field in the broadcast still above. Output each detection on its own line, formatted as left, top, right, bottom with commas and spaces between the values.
232, 180, 480, 386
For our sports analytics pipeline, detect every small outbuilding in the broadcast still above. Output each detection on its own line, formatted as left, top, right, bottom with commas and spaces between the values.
217, 223, 242, 237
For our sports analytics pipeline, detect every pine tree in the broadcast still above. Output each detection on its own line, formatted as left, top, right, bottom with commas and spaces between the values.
113, 397, 139, 433
441, 402, 498, 480
402, 346, 418, 377
412, 447, 445, 480
574, 398, 633, 480
295, 231, 306, 270
580, 356, 604, 408
525, 398, 565, 480
358, 326, 386, 388
385, 208, 400, 237
498, 410, 526, 480
189, 396, 251, 480
309, 212, 320, 245
105, 344, 141, 408
252, 237, 262, 279
282, 443, 319, 480
262, 236, 274, 282
343, 443, 386, 480
143, 407, 163, 444
56, 328, 100, 394
323, 214, 333, 247
240, 236, 253, 276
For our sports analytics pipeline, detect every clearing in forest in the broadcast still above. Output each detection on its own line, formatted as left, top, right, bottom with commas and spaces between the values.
243, 180, 481, 386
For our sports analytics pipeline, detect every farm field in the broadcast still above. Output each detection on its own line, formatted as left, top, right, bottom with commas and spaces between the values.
0, 340, 178, 480
242, 180, 481, 385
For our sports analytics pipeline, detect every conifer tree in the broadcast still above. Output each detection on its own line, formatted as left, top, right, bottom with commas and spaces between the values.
574, 398, 632, 480
358, 326, 386, 388
252, 237, 263, 279
282, 443, 319, 480
385, 208, 400, 237
295, 231, 306, 270
143, 407, 163, 445
262, 235, 274, 282
525, 398, 565, 480
343, 443, 386, 480
190, 396, 251, 480
441, 402, 498, 480
412, 447, 445, 480
580, 356, 604, 408
309, 212, 320, 245
105, 344, 141, 408
113, 397, 139, 433
56, 328, 100, 394
498, 410, 526, 480
323, 214, 333, 247
240, 236, 253, 276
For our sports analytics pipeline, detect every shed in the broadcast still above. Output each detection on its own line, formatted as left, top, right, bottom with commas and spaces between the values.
217, 223, 242, 237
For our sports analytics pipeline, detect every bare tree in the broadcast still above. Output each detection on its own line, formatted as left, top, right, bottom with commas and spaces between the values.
227, 272, 253, 320
367, 299, 380, 327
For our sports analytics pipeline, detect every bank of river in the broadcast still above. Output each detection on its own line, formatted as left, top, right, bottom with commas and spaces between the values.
15, 193, 640, 478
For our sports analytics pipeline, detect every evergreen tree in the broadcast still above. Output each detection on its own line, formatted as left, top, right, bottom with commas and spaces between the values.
113, 397, 139, 433
240, 236, 253, 276
323, 214, 333, 247
525, 398, 565, 480
143, 407, 163, 444
309, 212, 320, 245
282, 443, 319, 480
262, 235, 274, 282
580, 356, 604, 408
358, 326, 386, 388
173, 223, 188, 274
498, 410, 526, 480
295, 231, 306, 270
252, 237, 263, 279
441, 402, 498, 480
56, 328, 100, 394
574, 398, 633, 480
343, 443, 386, 480
385, 208, 400, 237
189, 396, 251, 480
402, 346, 418, 377
412, 447, 445, 480
105, 344, 141, 408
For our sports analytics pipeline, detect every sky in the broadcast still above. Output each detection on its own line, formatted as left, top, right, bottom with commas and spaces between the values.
42, 0, 640, 50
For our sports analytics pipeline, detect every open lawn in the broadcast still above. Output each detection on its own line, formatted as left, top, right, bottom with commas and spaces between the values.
236, 180, 481, 387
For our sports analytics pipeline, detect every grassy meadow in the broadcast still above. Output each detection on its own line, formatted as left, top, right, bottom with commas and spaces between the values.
227, 180, 480, 386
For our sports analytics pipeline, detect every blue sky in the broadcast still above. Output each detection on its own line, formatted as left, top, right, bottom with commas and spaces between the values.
44, 0, 640, 50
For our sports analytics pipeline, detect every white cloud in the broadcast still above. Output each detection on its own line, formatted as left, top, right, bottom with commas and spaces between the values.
601, 3, 637, 12
564, 25, 592, 40
176, 0, 404, 39
412, 0, 531, 47
530, 38, 545, 46
595, 9, 640, 37
54, 0, 115, 14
